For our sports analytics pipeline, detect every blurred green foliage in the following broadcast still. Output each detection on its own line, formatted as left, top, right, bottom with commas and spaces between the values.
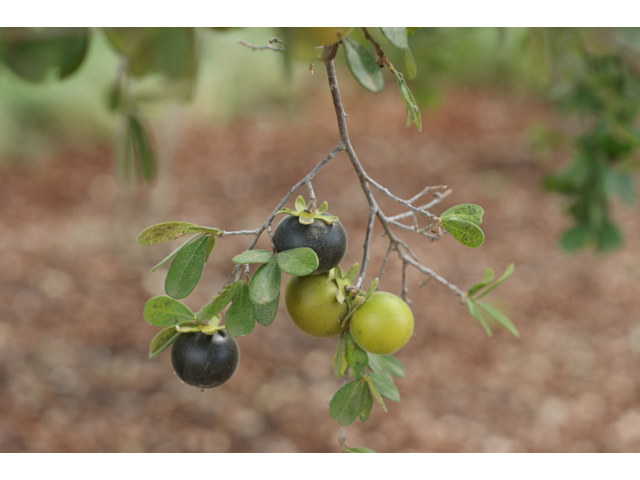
0, 27, 638, 252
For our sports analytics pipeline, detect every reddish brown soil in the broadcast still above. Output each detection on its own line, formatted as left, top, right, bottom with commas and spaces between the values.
1, 83, 639, 453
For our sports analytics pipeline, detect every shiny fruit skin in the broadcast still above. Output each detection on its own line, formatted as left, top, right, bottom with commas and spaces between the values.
273, 215, 347, 275
349, 292, 414, 355
284, 270, 348, 338
171, 331, 239, 389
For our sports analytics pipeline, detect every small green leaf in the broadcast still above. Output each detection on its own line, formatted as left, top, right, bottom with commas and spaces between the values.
277, 247, 319, 276
149, 327, 182, 358
440, 204, 484, 226
477, 301, 520, 338
150, 234, 201, 273
363, 375, 387, 412
249, 256, 282, 306
407, 28, 420, 37
195, 281, 243, 322
164, 235, 208, 299
366, 278, 379, 299
466, 297, 492, 337
342, 37, 384, 93
475, 263, 515, 299
359, 381, 374, 423
143, 296, 195, 327
333, 335, 345, 379
204, 235, 216, 263
232, 249, 274, 265
137, 221, 196, 245
402, 47, 417, 80
329, 380, 365, 426
174, 320, 203, 333
225, 283, 255, 337
367, 353, 405, 378
346, 447, 376, 453
468, 267, 495, 296
441, 218, 485, 248
317, 201, 328, 214
186, 225, 222, 236
394, 71, 422, 131
368, 372, 400, 402
253, 294, 279, 327
381, 27, 408, 50
344, 263, 359, 284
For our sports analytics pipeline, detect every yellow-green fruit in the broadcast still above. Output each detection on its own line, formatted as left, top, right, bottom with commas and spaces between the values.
349, 292, 414, 355
284, 270, 348, 338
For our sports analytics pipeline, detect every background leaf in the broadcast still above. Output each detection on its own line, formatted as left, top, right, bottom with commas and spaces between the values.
277, 247, 319, 276
441, 218, 485, 248
143, 295, 195, 327
394, 71, 422, 130
164, 235, 208, 299
137, 221, 196, 245
249, 256, 281, 305
127, 113, 156, 181
342, 37, 384, 93
225, 283, 255, 337
149, 327, 182, 358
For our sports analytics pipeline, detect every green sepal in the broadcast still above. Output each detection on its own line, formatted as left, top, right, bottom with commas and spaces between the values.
275, 195, 339, 225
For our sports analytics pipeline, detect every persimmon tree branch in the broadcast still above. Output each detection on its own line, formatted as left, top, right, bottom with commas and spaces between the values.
323, 57, 466, 302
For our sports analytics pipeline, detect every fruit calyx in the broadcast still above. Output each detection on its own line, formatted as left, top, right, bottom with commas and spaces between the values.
275, 195, 339, 225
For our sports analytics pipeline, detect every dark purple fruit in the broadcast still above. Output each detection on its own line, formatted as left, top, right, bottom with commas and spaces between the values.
171, 331, 239, 389
273, 215, 347, 275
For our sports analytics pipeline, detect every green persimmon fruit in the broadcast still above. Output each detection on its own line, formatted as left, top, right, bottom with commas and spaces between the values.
284, 269, 348, 338
171, 331, 239, 389
273, 215, 347, 275
349, 292, 414, 355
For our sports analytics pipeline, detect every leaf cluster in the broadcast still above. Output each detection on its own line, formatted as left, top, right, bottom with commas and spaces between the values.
330, 332, 405, 426
465, 263, 518, 337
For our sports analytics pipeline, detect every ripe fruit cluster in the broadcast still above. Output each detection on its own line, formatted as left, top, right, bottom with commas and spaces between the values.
277, 206, 414, 356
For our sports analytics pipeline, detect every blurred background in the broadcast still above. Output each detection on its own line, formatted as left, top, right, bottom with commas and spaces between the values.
0, 27, 639, 453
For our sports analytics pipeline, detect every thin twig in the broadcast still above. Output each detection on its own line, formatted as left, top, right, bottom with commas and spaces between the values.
238, 38, 284, 52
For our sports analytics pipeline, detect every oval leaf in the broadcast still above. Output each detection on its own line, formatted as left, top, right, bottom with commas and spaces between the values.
143, 295, 195, 327
343, 37, 384, 93
225, 283, 255, 337
254, 294, 279, 327
149, 327, 182, 358
232, 249, 274, 265
137, 221, 196, 245
164, 235, 208, 299
249, 256, 281, 306
440, 204, 484, 226
277, 247, 319, 276
329, 380, 365, 427
381, 27, 409, 50
441, 218, 485, 248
